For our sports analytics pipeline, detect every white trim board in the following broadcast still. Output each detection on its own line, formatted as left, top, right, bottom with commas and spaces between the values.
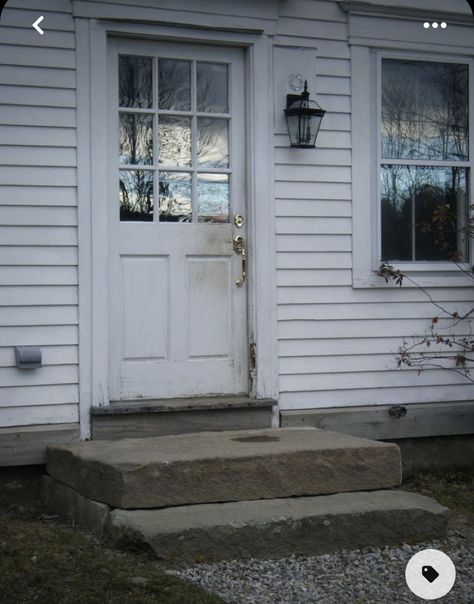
75, 18, 278, 436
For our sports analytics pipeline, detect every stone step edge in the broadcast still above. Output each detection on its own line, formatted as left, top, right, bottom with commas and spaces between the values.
41, 475, 448, 565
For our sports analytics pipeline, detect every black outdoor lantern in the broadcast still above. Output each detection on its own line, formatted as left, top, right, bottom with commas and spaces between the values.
284, 80, 326, 148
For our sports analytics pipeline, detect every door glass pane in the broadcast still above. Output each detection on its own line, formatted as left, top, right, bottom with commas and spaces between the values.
120, 170, 154, 221
197, 118, 229, 168
119, 113, 153, 165
159, 171, 192, 222
381, 60, 469, 161
159, 59, 191, 111
381, 165, 469, 261
158, 116, 192, 167
197, 173, 230, 223
197, 63, 228, 113
119, 56, 152, 109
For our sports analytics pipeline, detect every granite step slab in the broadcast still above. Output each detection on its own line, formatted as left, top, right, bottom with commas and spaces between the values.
45, 428, 401, 509
41, 476, 447, 565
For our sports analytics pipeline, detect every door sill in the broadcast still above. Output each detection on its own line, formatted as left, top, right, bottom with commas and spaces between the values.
91, 396, 277, 416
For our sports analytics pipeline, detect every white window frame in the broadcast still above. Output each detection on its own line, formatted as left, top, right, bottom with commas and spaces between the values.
352, 45, 474, 288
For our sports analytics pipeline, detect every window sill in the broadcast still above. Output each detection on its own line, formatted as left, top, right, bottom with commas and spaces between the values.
353, 265, 473, 289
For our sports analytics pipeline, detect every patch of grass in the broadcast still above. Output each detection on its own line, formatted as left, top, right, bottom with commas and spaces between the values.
403, 469, 474, 516
0, 468, 225, 603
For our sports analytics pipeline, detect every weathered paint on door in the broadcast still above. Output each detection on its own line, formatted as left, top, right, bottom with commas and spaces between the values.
108, 39, 248, 400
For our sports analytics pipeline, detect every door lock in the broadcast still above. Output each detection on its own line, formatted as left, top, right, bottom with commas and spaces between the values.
233, 213, 244, 228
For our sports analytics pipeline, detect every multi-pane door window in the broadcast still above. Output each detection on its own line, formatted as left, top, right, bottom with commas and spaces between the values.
118, 55, 231, 223
380, 58, 470, 262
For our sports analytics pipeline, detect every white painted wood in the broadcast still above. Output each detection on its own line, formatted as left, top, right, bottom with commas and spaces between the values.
0, 405, 79, 428
0, 186, 77, 206
0, 227, 77, 246
0, 66, 75, 88
0, 206, 76, 225
0, 385, 78, 407
0, 0, 79, 441
72, 0, 279, 34
0, 247, 77, 265
0, 147, 77, 167
0, 306, 77, 326
0, 325, 77, 347
108, 39, 248, 400
0, 267, 77, 286
0, 286, 77, 306
279, 385, 474, 410
276, 217, 352, 234
0, 9, 75, 32
0, 166, 76, 186
0, 126, 76, 147
276, 200, 351, 217
0, 366, 78, 390
277, 234, 351, 252
277, 252, 352, 269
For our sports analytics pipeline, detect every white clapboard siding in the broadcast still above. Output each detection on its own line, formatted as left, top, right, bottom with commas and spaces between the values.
0, 266, 78, 286
0, 404, 79, 428
0, 326, 78, 347
0, 147, 77, 168
0, 227, 78, 246
279, 384, 474, 409
0, 0, 79, 430
0, 206, 77, 225
0, 186, 77, 206
0, 126, 76, 147
274, 0, 474, 414
0, 286, 78, 306
0, 306, 78, 326
0, 247, 77, 265
277, 200, 351, 217
0, 365, 78, 390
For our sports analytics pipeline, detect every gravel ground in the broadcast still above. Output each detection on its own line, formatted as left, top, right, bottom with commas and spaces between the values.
171, 533, 474, 603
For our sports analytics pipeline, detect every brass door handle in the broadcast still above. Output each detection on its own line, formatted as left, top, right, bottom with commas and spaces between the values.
233, 235, 246, 287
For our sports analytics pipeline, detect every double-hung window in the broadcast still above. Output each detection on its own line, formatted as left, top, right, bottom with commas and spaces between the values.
379, 57, 470, 264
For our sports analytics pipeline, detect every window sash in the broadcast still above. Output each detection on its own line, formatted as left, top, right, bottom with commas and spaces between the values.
376, 52, 473, 266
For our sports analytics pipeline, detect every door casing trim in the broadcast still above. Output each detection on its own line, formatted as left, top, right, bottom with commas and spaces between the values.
76, 18, 278, 438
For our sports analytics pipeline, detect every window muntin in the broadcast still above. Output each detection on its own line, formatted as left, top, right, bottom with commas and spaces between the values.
380, 58, 470, 262
118, 55, 231, 223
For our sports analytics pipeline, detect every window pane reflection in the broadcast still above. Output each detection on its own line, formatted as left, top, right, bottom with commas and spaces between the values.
197, 173, 230, 223
381, 165, 468, 261
159, 171, 192, 222
381, 60, 469, 161
158, 116, 192, 167
159, 59, 191, 111
120, 170, 153, 221
119, 113, 153, 165
197, 63, 228, 113
119, 56, 152, 109
197, 118, 229, 168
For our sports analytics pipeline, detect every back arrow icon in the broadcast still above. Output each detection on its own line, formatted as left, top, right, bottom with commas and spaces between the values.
32, 16, 45, 35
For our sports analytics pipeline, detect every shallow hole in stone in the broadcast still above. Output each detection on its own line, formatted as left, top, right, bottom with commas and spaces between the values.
231, 436, 280, 443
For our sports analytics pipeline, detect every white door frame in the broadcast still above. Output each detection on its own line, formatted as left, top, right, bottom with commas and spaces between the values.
76, 17, 278, 438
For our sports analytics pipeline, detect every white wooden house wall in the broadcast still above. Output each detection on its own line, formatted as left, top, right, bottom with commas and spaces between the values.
0, 0, 79, 430
0, 0, 473, 451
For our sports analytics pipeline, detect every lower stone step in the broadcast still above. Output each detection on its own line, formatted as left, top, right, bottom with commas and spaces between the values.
41, 476, 447, 565
45, 428, 401, 508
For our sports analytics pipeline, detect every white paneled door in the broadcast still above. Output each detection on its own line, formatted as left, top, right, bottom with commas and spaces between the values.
107, 39, 248, 400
